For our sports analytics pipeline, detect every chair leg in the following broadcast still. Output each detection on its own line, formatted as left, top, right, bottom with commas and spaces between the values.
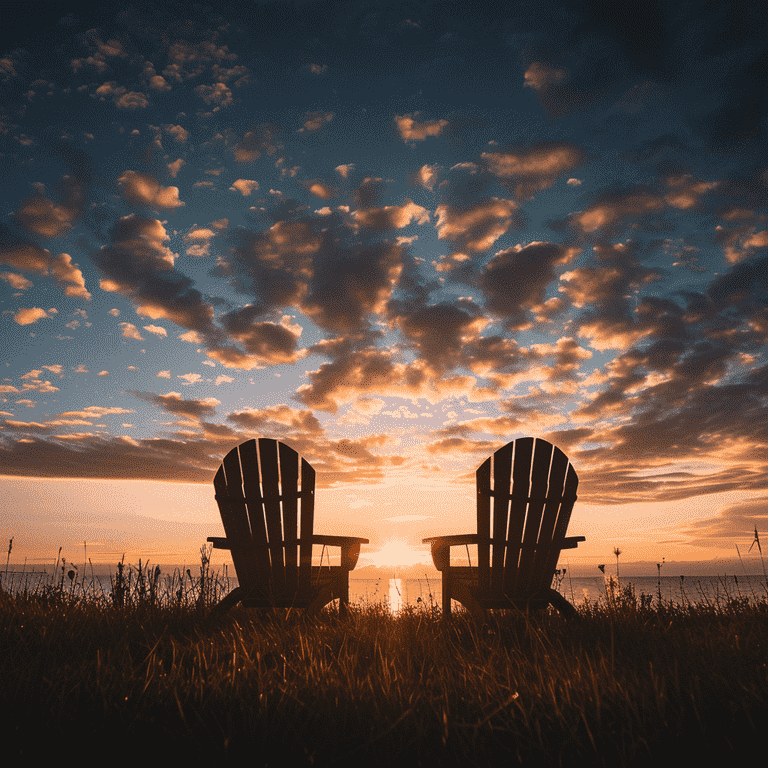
544, 588, 578, 619
306, 585, 333, 618
452, 581, 485, 622
210, 585, 246, 615
442, 570, 452, 619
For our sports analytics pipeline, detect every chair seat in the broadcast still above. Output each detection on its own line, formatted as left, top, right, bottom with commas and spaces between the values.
237, 565, 350, 608
448, 566, 554, 604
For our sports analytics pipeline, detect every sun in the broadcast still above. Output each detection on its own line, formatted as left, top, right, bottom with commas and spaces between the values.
368, 540, 426, 568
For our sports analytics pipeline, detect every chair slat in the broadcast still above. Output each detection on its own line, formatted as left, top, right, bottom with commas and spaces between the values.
530, 446, 569, 590
279, 441, 300, 594
517, 439, 553, 597
258, 438, 285, 592
218, 448, 259, 585
503, 437, 533, 594
491, 442, 513, 593
543, 463, 579, 580
238, 440, 270, 570
476, 458, 491, 593
299, 457, 316, 592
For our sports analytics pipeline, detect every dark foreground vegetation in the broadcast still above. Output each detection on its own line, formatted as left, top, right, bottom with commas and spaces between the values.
2, 559, 767, 766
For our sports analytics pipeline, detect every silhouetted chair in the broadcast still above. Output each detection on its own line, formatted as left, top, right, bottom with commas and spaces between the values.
423, 437, 584, 619
208, 438, 368, 615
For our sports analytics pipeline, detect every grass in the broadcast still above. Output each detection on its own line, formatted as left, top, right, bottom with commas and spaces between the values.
1, 557, 767, 766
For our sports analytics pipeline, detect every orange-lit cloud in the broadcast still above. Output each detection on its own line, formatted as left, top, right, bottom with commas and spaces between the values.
394, 112, 449, 142
117, 171, 184, 209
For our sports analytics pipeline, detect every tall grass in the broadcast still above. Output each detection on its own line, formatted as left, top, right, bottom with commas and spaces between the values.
1, 556, 767, 766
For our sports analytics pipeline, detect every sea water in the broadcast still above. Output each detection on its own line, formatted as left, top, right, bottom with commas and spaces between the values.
350, 574, 768, 612
3, 568, 766, 611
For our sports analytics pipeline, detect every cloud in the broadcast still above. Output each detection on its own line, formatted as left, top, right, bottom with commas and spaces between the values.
195, 82, 232, 107
480, 142, 587, 200
662, 173, 717, 210
1, 58, 17, 80
1, 272, 33, 290
0, 231, 53, 272
434, 198, 521, 253
393, 300, 488, 374
218, 306, 303, 364
143, 325, 167, 337
130, 390, 219, 420
229, 179, 259, 196
414, 164, 441, 191
13, 307, 49, 325
553, 186, 667, 237
163, 124, 188, 142
425, 436, 496, 455
50, 253, 90, 299
302, 241, 405, 333
300, 111, 334, 131
478, 241, 580, 330
94, 82, 149, 109
395, 113, 449, 142
559, 241, 663, 351
682, 497, 768, 546
523, 62, 568, 90
12, 195, 75, 238
0, 434, 221, 482
300, 179, 337, 199
92, 215, 250, 370
117, 171, 184, 209
335, 164, 354, 178
167, 159, 185, 178
227, 404, 323, 435
119, 322, 143, 340
224, 212, 406, 334
0, 229, 90, 299
296, 347, 404, 413
353, 198, 429, 231
234, 124, 283, 162
182, 225, 217, 257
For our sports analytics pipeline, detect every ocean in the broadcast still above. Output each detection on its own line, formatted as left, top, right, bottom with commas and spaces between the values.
3, 567, 766, 611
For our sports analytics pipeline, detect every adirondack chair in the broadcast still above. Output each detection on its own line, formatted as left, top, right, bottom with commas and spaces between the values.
423, 437, 584, 619
207, 438, 369, 615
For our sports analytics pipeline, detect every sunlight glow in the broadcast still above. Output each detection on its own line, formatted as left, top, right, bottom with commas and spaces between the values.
369, 540, 424, 568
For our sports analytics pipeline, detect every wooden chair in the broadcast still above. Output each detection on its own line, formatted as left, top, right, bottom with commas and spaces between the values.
423, 437, 584, 619
208, 438, 369, 616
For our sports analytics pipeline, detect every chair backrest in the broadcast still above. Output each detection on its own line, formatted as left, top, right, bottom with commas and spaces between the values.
213, 438, 316, 596
476, 437, 578, 599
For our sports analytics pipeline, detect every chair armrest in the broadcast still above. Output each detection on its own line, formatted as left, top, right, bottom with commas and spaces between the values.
422, 534, 478, 571
207, 535, 369, 548
310, 535, 369, 546
560, 536, 585, 549
307, 535, 368, 570
422, 534, 478, 546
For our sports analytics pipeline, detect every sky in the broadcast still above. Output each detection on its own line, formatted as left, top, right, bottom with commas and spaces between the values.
1, 0, 767, 574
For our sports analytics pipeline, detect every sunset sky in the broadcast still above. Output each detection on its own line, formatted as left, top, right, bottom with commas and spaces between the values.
2, 0, 767, 573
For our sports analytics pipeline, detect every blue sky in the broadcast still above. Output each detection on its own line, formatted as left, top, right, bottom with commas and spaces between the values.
1, 0, 767, 570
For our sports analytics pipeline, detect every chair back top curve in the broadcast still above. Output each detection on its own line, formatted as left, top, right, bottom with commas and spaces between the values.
213, 438, 315, 595
476, 437, 578, 598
